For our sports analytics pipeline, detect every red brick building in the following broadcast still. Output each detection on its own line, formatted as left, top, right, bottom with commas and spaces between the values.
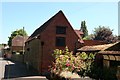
11, 35, 28, 62
24, 10, 83, 74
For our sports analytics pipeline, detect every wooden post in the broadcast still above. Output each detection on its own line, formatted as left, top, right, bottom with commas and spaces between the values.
103, 60, 110, 68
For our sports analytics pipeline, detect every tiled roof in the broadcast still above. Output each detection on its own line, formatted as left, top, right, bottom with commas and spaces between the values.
12, 35, 28, 46
83, 40, 108, 46
99, 51, 120, 55
74, 30, 84, 43
74, 30, 83, 35
77, 43, 117, 52
74, 30, 83, 38
105, 41, 120, 51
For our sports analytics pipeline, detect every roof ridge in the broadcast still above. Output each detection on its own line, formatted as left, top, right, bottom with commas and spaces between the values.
27, 10, 64, 42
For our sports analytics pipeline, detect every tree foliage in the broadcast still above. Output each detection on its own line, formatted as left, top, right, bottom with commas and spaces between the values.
83, 34, 94, 40
8, 28, 28, 46
80, 21, 88, 38
92, 26, 117, 43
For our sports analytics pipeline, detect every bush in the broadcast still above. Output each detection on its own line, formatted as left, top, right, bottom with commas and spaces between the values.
50, 47, 95, 79
88, 62, 117, 80
50, 47, 117, 80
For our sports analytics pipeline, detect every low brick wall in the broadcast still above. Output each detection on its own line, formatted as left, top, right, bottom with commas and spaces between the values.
24, 38, 41, 73
11, 54, 24, 62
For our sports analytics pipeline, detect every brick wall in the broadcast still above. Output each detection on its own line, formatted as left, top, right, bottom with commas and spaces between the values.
24, 38, 42, 73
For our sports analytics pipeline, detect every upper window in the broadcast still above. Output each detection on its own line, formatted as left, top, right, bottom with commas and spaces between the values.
56, 26, 66, 34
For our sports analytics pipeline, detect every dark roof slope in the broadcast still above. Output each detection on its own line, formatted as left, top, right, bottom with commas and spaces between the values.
77, 43, 117, 52
78, 42, 120, 52
99, 51, 120, 55
27, 10, 65, 41
105, 41, 120, 51
83, 40, 108, 46
27, 10, 83, 43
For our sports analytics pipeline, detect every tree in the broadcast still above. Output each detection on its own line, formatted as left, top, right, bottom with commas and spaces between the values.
92, 26, 117, 43
80, 21, 88, 38
83, 34, 94, 40
8, 28, 28, 46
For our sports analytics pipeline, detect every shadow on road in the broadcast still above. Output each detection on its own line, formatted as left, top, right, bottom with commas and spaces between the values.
4, 60, 40, 79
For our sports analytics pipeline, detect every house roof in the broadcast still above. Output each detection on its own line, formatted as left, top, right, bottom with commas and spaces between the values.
105, 41, 120, 51
74, 30, 84, 43
27, 10, 65, 42
74, 30, 83, 38
99, 51, 120, 55
98, 42, 120, 55
77, 42, 117, 52
74, 30, 83, 35
83, 40, 108, 46
12, 35, 28, 46
26, 10, 83, 43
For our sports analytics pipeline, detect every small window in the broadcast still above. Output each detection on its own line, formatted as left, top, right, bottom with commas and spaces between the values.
56, 37, 66, 46
56, 26, 66, 34
20, 52, 23, 55
27, 48, 30, 51
12, 52, 16, 54
41, 41, 44, 46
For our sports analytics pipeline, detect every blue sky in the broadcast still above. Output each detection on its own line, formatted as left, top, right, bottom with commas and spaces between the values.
1, 1, 119, 44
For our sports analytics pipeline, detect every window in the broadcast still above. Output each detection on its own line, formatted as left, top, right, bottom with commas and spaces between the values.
12, 52, 16, 54
27, 48, 30, 51
56, 37, 66, 46
56, 26, 66, 34
20, 51, 23, 55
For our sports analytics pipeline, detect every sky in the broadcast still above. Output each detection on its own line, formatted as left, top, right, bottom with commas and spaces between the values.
119, 1, 120, 35
0, 0, 119, 44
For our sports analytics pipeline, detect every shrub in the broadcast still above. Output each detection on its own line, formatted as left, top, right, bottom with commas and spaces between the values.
50, 47, 95, 79
88, 61, 117, 80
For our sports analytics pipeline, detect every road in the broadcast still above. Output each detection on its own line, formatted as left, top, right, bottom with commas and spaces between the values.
0, 50, 47, 79
0, 57, 48, 80
0, 58, 17, 79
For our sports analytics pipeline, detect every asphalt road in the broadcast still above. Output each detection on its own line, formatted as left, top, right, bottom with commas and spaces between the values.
0, 57, 48, 80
